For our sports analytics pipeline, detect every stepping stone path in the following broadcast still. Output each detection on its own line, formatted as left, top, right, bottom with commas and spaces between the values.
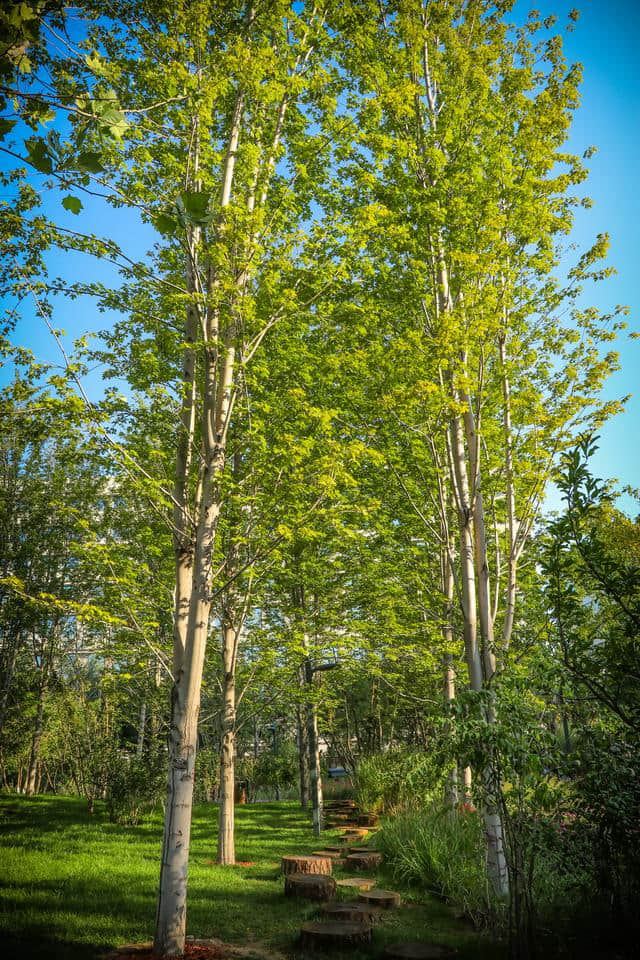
345, 850, 383, 870
281, 854, 332, 876
285, 872, 336, 901
384, 945, 457, 959
336, 876, 376, 892
358, 888, 402, 909
300, 919, 373, 950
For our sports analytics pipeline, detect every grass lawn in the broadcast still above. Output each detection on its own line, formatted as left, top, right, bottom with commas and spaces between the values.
0, 795, 504, 959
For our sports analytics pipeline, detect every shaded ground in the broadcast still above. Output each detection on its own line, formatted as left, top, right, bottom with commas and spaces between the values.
0, 795, 503, 959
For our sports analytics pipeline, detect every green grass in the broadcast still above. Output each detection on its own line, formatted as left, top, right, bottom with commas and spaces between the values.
0, 795, 504, 959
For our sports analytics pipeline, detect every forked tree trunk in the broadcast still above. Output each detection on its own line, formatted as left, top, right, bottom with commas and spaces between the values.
217, 616, 237, 865
154, 90, 244, 957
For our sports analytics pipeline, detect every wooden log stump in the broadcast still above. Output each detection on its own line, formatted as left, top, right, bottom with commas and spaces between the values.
312, 849, 345, 860
281, 854, 332, 876
346, 851, 383, 871
383, 944, 457, 959
285, 872, 336, 901
336, 876, 375, 892
300, 920, 372, 950
321, 902, 380, 923
322, 845, 346, 853
358, 888, 401, 909
341, 827, 369, 838
347, 845, 378, 854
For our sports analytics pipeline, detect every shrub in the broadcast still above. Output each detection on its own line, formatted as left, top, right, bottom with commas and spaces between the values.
354, 749, 442, 815
105, 751, 165, 825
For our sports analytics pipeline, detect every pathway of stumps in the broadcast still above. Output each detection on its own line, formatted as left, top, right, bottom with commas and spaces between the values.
279, 799, 458, 958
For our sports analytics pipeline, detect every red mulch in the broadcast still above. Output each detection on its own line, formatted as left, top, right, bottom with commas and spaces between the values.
109, 944, 229, 960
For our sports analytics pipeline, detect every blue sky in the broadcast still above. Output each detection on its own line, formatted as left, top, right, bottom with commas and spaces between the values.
3, 0, 639, 514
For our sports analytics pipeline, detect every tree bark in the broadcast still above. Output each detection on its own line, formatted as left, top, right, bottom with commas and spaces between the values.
217, 616, 237, 865
304, 655, 324, 836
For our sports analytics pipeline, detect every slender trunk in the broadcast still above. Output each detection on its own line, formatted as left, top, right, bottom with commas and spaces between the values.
217, 617, 236, 865
443, 654, 458, 809
137, 700, 147, 759
462, 765, 472, 803
25, 682, 46, 796
296, 700, 310, 809
499, 333, 518, 648
304, 656, 323, 835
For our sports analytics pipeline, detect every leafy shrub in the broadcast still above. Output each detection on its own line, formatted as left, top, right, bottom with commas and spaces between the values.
194, 746, 219, 803
105, 751, 165, 825
354, 749, 442, 815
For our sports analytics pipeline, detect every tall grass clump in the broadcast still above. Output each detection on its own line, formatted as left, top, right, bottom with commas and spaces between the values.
376, 803, 497, 927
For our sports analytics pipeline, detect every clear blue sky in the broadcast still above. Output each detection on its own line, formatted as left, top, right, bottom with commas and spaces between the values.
3, 0, 639, 513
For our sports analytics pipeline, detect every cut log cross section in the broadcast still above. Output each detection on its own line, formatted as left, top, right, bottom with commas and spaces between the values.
321, 902, 380, 923
336, 876, 376, 892
300, 920, 373, 950
345, 851, 383, 871
285, 872, 336, 901
358, 888, 402, 909
281, 854, 332, 876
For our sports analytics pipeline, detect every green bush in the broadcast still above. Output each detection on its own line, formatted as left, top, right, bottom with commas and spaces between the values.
105, 752, 165, 825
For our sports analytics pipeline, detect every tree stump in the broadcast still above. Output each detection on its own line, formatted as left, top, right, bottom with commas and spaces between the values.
312, 849, 345, 860
346, 851, 383, 871
281, 854, 332, 876
341, 827, 369, 838
347, 845, 377, 854
336, 876, 375, 892
285, 872, 336, 901
383, 944, 456, 959
358, 888, 401, 909
321, 902, 380, 923
299, 920, 372, 950
322, 845, 346, 853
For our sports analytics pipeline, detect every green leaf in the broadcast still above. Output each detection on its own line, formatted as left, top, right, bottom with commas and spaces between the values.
62, 195, 83, 215
0, 118, 17, 137
25, 137, 52, 173
154, 213, 178, 235
76, 151, 105, 174
177, 190, 212, 225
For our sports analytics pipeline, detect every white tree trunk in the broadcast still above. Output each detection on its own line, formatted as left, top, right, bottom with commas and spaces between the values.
217, 617, 236, 865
